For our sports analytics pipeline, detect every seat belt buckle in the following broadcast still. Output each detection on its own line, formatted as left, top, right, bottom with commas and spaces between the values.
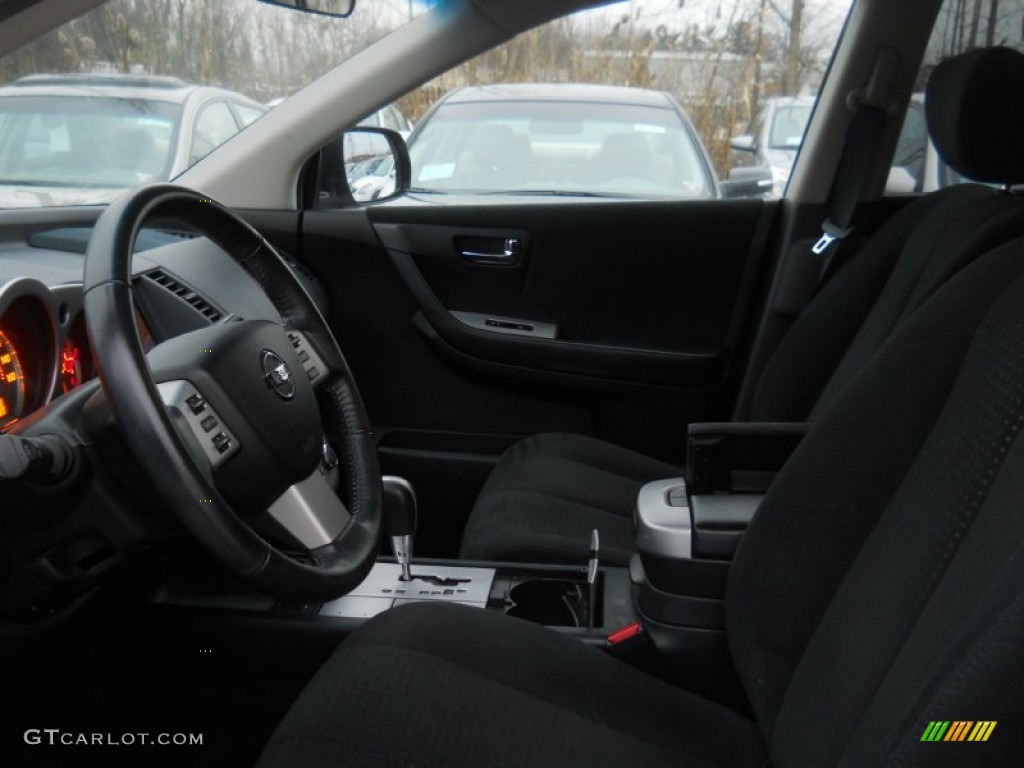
812, 221, 854, 255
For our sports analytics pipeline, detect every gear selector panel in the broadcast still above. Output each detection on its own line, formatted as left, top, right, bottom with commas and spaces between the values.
319, 563, 495, 618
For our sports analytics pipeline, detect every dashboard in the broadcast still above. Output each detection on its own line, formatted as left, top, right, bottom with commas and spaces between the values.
0, 224, 320, 433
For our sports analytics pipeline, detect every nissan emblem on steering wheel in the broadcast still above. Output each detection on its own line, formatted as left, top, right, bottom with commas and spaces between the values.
261, 349, 296, 400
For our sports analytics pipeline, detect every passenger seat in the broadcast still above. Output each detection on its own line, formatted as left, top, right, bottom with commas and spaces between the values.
460, 46, 1024, 566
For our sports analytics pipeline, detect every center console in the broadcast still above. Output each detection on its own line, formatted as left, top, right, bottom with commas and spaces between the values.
317, 559, 633, 632
625, 421, 809, 700
148, 424, 807, 707
152, 474, 635, 645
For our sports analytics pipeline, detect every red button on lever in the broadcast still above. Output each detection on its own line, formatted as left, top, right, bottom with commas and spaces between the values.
607, 622, 642, 646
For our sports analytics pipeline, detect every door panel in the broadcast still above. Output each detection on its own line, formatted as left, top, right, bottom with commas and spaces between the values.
295, 198, 775, 552
300, 198, 772, 450
380, 201, 764, 340
372, 200, 769, 387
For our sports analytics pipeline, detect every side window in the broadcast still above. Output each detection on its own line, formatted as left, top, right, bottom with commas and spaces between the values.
189, 101, 239, 165
888, 102, 928, 193
357, 110, 381, 128
233, 103, 265, 128
379, 107, 399, 131
380, 105, 411, 133
316, 0, 857, 205
401, 0, 856, 202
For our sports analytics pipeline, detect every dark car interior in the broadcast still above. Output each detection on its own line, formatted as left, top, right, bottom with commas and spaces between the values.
2, 0, 1024, 765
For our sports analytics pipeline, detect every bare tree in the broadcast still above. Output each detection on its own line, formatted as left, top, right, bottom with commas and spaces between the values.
765, 0, 803, 94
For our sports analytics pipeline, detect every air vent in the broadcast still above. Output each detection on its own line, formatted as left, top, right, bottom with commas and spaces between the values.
143, 269, 223, 322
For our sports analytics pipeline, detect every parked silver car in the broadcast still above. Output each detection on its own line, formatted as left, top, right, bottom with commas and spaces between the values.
729, 96, 816, 198
0, 72, 265, 207
407, 83, 723, 199
731, 93, 959, 197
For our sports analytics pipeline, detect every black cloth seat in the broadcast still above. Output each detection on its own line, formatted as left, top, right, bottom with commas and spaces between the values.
260, 233, 1024, 767
461, 46, 1024, 566
460, 432, 676, 564
259, 602, 768, 768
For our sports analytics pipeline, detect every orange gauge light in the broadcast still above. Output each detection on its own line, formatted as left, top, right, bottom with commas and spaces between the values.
0, 330, 25, 428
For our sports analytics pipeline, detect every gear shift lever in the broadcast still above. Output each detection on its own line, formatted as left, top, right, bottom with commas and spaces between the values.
382, 476, 417, 581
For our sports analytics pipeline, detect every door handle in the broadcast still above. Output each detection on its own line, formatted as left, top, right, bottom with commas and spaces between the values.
458, 237, 522, 265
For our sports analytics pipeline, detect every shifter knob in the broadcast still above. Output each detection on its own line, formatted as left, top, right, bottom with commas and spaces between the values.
382, 476, 417, 580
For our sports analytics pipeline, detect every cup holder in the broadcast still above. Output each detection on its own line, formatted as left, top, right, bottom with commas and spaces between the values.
504, 578, 591, 627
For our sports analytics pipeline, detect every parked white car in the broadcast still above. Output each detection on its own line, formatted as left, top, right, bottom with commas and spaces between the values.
0, 72, 265, 207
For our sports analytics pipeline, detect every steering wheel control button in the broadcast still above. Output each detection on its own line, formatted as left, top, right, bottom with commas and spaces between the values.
260, 349, 296, 400
285, 331, 328, 387
157, 380, 239, 468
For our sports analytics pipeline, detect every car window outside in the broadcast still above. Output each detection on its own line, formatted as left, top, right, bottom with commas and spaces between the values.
190, 101, 239, 165
366, 0, 856, 204
0, 0, 427, 208
409, 98, 713, 198
769, 105, 812, 148
0, 95, 178, 189
233, 103, 265, 128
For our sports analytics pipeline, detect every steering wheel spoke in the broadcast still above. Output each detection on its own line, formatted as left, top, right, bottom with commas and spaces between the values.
259, 470, 353, 551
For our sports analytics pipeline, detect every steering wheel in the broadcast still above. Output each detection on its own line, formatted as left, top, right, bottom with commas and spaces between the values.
83, 184, 382, 602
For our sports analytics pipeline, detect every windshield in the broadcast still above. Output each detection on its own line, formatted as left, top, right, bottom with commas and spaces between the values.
0, 96, 180, 188
769, 105, 813, 149
409, 99, 713, 199
0, 0, 426, 207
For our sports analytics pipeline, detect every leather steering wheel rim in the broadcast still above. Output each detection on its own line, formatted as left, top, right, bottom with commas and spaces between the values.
83, 183, 381, 602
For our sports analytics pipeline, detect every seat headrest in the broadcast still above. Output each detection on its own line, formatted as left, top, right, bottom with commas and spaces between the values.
926, 46, 1024, 184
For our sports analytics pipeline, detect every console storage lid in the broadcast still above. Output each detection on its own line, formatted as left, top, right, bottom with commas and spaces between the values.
686, 421, 809, 493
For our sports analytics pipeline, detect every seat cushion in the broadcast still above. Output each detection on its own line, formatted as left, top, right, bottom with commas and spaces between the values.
257, 602, 768, 768
460, 433, 678, 565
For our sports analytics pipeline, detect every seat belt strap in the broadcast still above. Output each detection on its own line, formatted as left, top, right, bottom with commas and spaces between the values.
812, 104, 886, 255
813, 47, 900, 265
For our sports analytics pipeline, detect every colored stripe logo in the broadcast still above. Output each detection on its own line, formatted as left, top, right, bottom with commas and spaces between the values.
920, 721, 996, 742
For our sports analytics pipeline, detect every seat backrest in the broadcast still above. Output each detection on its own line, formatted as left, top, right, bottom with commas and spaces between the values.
112, 127, 159, 171
452, 124, 533, 188
742, 47, 1024, 422
727, 233, 1024, 766
594, 131, 655, 181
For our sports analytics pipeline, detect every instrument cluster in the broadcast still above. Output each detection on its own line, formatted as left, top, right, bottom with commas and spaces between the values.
0, 278, 93, 431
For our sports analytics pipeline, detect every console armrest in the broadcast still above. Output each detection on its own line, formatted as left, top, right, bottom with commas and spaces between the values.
686, 421, 810, 494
